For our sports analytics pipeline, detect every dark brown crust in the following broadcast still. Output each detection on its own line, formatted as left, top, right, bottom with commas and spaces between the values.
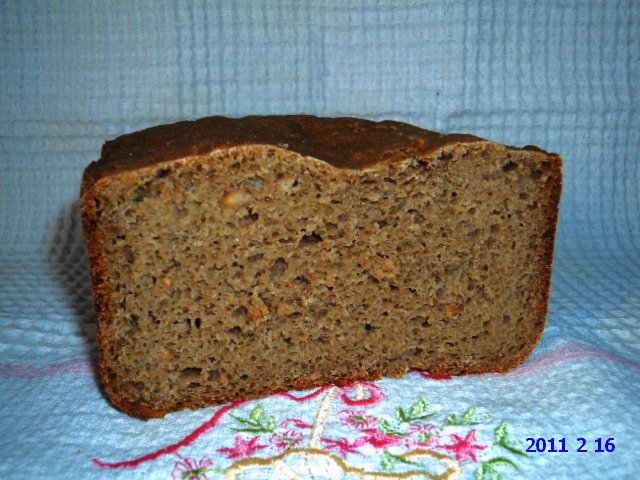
82, 115, 487, 194
80, 115, 562, 419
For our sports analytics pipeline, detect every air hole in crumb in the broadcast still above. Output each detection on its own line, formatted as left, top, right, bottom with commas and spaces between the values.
134, 381, 145, 390
295, 275, 310, 284
502, 160, 518, 172
376, 220, 389, 229
194, 318, 201, 329
188, 382, 201, 388
240, 374, 249, 380
129, 314, 139, 328
228, 326, 242, 334
364, 323, 375, 332
240, 211, 259, 224
233, 306, 247, 317
157, 168, 170, 178
270, 258, 287, 279
180, 367, 202, 378
299, 231, 323, 246
451, 191, 457, 197
283, 336, 292, 344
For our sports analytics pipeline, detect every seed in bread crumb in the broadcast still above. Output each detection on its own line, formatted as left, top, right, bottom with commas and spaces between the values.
444, 303, 461, 317
222, 191, 253, 207
247, 295, 269, 323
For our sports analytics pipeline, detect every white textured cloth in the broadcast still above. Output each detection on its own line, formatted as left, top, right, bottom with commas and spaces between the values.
0, 1, 638, 479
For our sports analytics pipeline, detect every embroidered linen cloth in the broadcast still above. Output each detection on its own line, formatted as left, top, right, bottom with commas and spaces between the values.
1, 2, 638, 479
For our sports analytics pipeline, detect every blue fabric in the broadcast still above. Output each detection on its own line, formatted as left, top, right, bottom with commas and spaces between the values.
0, 1, 638, 478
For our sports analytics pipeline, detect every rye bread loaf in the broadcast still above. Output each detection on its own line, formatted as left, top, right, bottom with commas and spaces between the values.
81, 115, 562, 419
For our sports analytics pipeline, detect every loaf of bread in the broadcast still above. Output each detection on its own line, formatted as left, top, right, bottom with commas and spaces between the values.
81, 115, 562, 419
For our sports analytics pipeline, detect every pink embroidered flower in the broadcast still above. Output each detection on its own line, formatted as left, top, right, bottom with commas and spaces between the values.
410, 422, 437, 434
321, 437, 367, 458
405, 434, 441, 450
217, 435, 267, 459
270, 429, 304, 453
361, 430, 404, 449
441, 429, 487, 462
280, 418, 313, 429
338, 409, 378, 430
171, 457, 214, 480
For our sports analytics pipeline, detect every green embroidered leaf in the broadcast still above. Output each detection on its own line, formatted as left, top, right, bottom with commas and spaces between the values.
250, 404, 265, 422
396, 407, 410, 423
381, 450, 419, 472
475, 464, 501, 480
396, 397, 435, 423
445, 406, 491, 426
230, 426, 271, 434
229, 413, 258, 427
379, 418, 404, 436
182, 467, 217, 479
494, 421, 508, 443
265, 416, 277, 433
483, 457, 519, 471
381, 451, 394, 472
410, 397, 429, 417
494, 421, 528, 457
229, 405, 276, 433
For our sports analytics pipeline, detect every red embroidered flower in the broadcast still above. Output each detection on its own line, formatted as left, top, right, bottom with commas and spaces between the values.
361, 430, 404, 449
171, 457, 213, 480
441, 429, 487, 462
338, 409, 378, 430
321, 437, 367, 458
270, 429, 304, 453
217, 435, 267, 459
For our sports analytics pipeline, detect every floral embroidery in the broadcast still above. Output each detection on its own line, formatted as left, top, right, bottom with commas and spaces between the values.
171, 457, 215, 480
269, 429, 304, 453
217, 434, 267, 459
93, 381, 530, 479
320, 436, 366, 458
441, 429, 488, 462
338, 409, 378, 430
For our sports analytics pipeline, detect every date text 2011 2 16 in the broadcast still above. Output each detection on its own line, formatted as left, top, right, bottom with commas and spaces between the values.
525, 438, 615, 453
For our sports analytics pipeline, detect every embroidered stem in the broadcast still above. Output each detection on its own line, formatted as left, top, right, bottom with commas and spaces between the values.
92, 401, 246, 469
308, 386, 339, 449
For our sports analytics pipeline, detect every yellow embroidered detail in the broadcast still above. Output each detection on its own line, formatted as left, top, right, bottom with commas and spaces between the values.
223, 448, 460, 480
